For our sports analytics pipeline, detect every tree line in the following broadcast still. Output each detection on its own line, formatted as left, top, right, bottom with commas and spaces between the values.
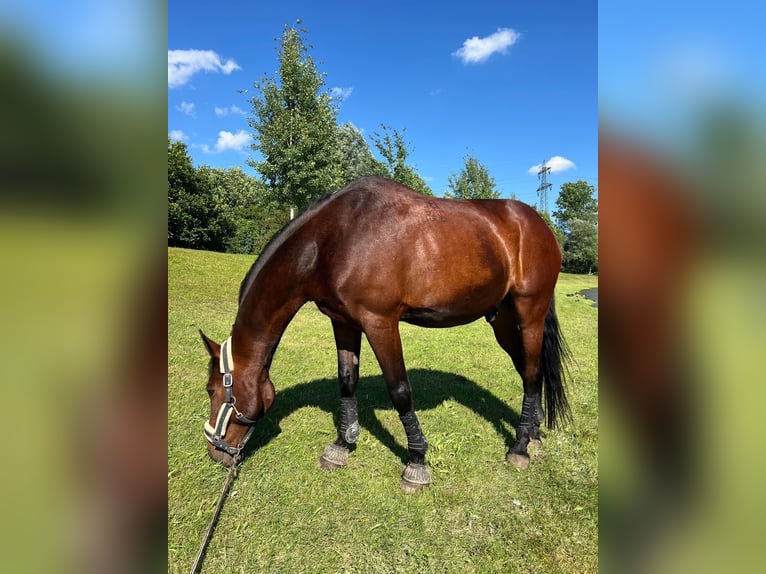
168, 22, 597, 274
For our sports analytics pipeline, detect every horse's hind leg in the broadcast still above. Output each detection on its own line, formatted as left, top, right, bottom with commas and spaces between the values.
318, 321, 362, 470
490, 296, 549, 469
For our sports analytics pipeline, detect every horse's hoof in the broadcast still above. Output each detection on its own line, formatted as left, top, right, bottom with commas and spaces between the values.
528, 438, 543, 450
507, 452, 530, 470
317, 444, 348, 470
400, 462, 431, 493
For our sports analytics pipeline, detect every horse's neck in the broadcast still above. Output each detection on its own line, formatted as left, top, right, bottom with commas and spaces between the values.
232, 264, 306, 371
233, 208, 320, 369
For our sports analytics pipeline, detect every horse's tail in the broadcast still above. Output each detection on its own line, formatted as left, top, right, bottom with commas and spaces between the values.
541, 297, 572, 428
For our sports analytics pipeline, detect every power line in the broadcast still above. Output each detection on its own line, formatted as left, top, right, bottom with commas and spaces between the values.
536, 160, 552, 214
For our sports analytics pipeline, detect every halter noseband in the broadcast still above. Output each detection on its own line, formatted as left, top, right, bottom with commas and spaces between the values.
204, 337, 258, 460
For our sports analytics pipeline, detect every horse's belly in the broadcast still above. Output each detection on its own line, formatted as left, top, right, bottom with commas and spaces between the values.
400, 306, 485, 328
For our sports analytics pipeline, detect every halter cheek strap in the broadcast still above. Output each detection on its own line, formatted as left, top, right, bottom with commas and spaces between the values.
204, 337, 259, 459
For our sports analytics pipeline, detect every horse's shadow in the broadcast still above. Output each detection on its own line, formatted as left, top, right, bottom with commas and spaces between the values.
242, 369, 520, 463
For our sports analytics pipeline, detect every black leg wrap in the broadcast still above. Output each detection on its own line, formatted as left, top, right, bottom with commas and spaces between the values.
399, 411, 428, 455
520, 393, 542, 428
339, 397, 360, 444
507, 394, 541, 468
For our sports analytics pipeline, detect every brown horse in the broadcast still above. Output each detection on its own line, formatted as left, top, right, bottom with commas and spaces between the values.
599, 130, 700, 567
200, 176, 570, 491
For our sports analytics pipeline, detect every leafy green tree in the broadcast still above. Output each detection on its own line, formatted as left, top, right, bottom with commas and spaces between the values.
167, 139, 233, 251
553, 180, 598, 234
248, 23, 343, 210
338, 122, 387, 185
168, 139, 196, 244
534, 207, 566, 248
370, 125, 433, 195
445, 155, 500, 199
563, 218, 598, 274
553, 180, 598, 274
196, 166, 275, 254
233, 195, 288, 255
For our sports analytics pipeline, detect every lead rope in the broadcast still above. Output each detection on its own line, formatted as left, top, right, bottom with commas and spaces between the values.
189, 461, 238, 574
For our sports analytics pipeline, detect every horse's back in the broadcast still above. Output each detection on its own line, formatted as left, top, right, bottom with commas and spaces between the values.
305, 178, 560, 326
333, 177, 559, 281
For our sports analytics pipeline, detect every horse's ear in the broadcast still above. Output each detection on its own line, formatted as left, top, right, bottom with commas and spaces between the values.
199, 330, 220, 358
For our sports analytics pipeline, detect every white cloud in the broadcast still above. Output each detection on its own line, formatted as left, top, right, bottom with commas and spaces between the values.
453, 28, 520, 64
330, 86, 354, 101
168, 49, 241, 88
214, 105, 247, 117
201, 130, 252, 153
216, 130, 251, 151
168, 130, 187, 141
176, 101, 195, 116
528, 156, 576, 175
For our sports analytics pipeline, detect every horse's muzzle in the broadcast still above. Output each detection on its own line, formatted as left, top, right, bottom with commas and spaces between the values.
207, 444, 237, 467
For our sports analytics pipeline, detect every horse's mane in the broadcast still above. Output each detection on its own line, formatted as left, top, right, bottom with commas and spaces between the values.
238, 189, 340, 305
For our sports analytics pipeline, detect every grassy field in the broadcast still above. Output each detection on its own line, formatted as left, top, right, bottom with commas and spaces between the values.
168, 247, 598, 573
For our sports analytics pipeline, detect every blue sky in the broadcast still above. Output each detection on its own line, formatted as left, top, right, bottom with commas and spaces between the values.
599, 1, 766, 148
169, 1, 597, 205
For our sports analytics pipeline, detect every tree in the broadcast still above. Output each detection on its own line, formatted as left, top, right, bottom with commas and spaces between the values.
445, 155, 500, 199
534, 207, 566, 248
553, 180, 598, 235
232, 192, 288, 256
196, 166, 276, 254
337, 122, 387, 185
370, 125, 433, 195
563, 218, 598, 274
248, 23, 343, 211
553, 180, 598, 274
168, 139, 197, 245
167, 139, 233, 251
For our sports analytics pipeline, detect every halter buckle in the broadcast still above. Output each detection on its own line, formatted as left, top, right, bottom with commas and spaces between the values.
222, 373, 233, 388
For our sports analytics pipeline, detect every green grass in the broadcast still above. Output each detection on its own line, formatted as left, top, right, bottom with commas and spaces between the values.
169, 247, 598, 573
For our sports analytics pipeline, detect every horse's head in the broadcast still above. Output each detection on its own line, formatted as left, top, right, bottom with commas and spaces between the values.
199, 331, 275, 466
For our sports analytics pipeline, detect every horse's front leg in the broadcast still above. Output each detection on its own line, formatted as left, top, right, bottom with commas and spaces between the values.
364, 320, 431, 492
318, 321, 362, 470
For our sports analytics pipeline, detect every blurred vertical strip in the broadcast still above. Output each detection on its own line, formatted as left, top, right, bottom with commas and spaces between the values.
0, 1, 167, 573
600, 1, 766, 572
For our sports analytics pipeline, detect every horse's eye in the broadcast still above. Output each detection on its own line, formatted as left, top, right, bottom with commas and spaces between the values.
206, 388, 214, 397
